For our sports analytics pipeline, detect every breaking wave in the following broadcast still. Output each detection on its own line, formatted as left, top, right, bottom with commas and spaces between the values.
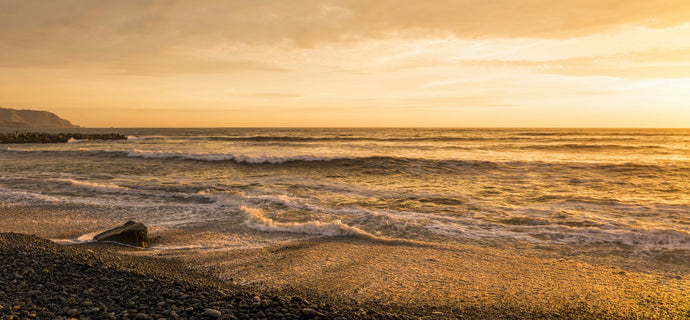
125, 150, 352, 164
3, 147, 687, 176
240, 206, 379, 240
56, 179, 130, 193
0, 188, 61, 204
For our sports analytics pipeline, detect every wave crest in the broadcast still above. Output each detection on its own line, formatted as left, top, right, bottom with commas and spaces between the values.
125, 150, 348, 164
56, 179, 130, 193
240, 206, 378, 239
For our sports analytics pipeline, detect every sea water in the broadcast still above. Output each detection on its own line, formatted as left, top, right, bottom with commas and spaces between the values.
1, 128, 688, 254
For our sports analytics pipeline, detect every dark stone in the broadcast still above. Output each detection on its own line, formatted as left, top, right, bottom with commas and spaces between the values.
94, 221, 148, 248
203, 308, 221, 318
290, 296, 304, 303
300, 308, 321, 318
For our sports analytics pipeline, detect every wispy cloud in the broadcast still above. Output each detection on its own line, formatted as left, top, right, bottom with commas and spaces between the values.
3, 1, 690, 64
456, 48, 690, 79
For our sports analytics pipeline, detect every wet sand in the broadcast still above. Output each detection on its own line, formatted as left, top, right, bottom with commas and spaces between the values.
163, 238, 689, 318
2, 205, 689, 319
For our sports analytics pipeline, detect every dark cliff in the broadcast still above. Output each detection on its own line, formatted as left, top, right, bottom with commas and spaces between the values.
0, 107, 78, 129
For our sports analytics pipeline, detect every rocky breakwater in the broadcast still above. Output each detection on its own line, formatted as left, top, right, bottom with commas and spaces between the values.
0, 132, 126, 144
0, 233, 361, 320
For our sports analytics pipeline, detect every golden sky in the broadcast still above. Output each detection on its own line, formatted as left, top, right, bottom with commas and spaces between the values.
1, 0, 689, 127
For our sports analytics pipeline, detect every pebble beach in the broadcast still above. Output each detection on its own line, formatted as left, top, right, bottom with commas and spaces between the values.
0, 232, 358, 320
1, 206, 689, 319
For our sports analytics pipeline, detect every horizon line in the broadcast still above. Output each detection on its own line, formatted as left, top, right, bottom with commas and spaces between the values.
74, 126, 690, 129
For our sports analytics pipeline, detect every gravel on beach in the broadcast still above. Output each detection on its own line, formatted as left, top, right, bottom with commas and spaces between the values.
2, 231, 689, 320
0, 233, 366, 320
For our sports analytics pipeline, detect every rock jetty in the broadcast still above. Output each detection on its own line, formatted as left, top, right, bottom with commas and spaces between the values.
0, 132, 126, 144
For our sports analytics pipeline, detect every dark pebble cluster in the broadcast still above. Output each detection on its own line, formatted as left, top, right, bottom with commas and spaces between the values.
0, 132, 126, 144
0, 233, 397, 320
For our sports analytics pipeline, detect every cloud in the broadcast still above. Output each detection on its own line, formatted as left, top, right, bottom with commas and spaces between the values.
232, 93, 302, 99
109, 58, 291, 75
2, 0, 690, 70
456, 48, 690, 79
54, 106, 240, 113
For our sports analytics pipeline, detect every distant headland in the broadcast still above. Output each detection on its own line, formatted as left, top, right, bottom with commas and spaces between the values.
0, 107, 78, 129
0, 107, 127, 143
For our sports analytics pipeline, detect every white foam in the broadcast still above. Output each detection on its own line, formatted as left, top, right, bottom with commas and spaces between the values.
124, 149, 351, 164
55, 232, 143, 248
53, 231, 99, 244
76, 231, 100, 242
52, 178, 221, 206
247, 194, 325, 212
593, 227, 690, 250
56, 179, 130, 193
0, 188, 61, 203
67, 138, 80, 143
240, 206, 378, 239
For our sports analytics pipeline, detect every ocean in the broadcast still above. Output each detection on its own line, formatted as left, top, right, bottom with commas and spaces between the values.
1, 128, 689, 255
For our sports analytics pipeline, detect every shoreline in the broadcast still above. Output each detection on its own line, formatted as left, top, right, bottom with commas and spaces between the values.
0, 233, 360, 320
1, 205, 689, 319
2, 237, 689, 320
